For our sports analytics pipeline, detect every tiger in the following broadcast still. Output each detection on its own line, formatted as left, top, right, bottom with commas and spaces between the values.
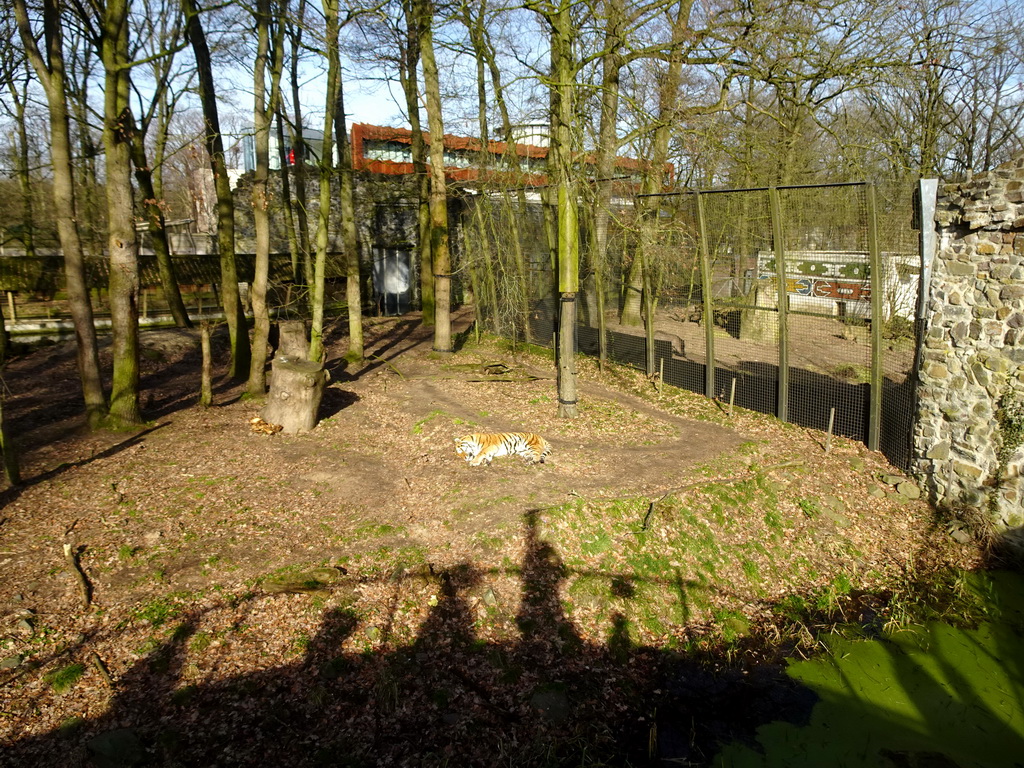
454, 432, 552, 466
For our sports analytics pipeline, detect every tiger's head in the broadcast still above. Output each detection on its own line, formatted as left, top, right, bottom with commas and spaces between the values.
453, 435, 477, 462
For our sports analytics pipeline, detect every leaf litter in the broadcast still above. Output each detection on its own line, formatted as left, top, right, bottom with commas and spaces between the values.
0, 313, 976, 766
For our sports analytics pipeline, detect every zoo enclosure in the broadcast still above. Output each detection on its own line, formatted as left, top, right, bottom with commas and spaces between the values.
464, 181, 926, 471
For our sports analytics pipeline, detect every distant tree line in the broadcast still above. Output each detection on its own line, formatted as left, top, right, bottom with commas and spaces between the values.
0, 0, 1019, 429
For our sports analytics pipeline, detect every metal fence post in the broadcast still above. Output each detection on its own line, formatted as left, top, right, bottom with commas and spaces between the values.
867, 183, 883, 452
768, 187, 789, 423
695, 191, 716, 399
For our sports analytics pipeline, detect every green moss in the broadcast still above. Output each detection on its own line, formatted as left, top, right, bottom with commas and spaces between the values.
44, 663, 86, 694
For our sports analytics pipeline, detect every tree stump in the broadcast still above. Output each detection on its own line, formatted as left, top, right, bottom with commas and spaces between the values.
276, 319, 309, 358
260, 356, 326, 433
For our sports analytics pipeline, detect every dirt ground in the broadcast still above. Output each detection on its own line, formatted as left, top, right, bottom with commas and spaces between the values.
0, 310, 971, 767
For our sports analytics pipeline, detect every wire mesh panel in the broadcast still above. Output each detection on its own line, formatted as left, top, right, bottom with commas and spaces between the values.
648, 194, 706, 395
575, 197, 638, 364
467, 181, 923, 468
702, 189, 778, 415
777, 185, 873, 442
876, 183, 924, 470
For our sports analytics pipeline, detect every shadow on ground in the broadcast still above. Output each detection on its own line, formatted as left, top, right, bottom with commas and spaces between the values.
7, 518, 1022, 768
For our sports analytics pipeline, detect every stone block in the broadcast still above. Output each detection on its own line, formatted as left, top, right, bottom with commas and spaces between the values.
952, 461, 985, 480
983, 354, 1011, 373
944, 260, 976, 277
1001, 284, 1024, 301
993, 264, 1017, 279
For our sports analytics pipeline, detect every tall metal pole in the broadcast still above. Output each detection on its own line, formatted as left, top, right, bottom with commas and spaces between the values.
696, 191, 716, 398
867, 183, 884, 452
769, 187, 789, 423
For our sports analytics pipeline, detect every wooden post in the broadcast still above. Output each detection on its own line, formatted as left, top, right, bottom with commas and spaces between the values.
0, 394, 19, 485
729, 377, 737, 417
261, 355, 327, 433
199, 322, 213, 407
825, 407, 836, 454
6, 292, 15, 323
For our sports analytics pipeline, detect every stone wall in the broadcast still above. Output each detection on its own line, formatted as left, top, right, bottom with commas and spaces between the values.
914, 154, 1024, 532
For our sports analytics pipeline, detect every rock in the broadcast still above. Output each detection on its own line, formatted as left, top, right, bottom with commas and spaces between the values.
823, 510, 852, 528
867, 486, 886, 499
821, 495, 845, 512
951, 528, 972, 545
364, 625, 380, 642
879, 474, 904, 486
896, 481, 922, 500
848, 457, 866, 472
16, 619, 33, 635
482, 587, 498, 607
0, 654, 22, 670
86, 728, 146, 768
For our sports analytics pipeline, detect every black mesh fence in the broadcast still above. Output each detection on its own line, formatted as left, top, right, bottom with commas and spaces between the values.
461, 181, 922, 471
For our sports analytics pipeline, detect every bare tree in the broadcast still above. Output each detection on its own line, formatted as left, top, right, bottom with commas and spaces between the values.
14, 0, 107, 426
248, 0, 288, 395
183, 0, 252, 379
419, 0, 453, 352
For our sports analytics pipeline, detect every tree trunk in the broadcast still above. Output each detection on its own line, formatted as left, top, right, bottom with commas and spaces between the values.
276, 110, 301, 291
287, 0, 312, 298
401, 0, 433, 324
102, 0, 143, 427
248, 0, 286, 396
549, 1, 580, 417
336, 73, 363, 362
183, 0, 251, 379
589, 0, 625, 365
129, 116, 192, 328
310, 0, 341, 362
620, 0, 693, 328
420, 0, 452, 352
7, 78, 38, 261
478, 22, 531, 339
14, 0, 107, 427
